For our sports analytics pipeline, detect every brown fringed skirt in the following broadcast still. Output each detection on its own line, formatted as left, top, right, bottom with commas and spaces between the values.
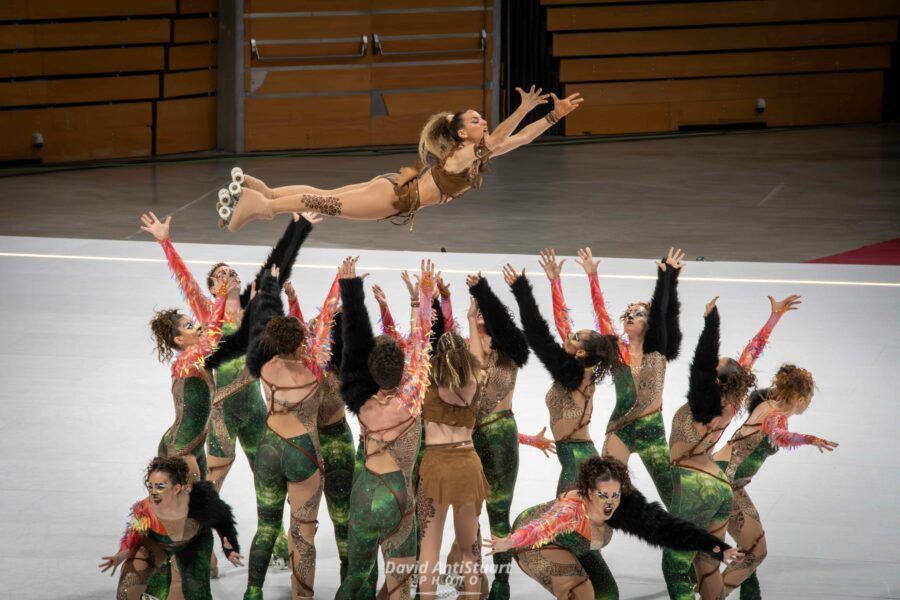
417, 441, 490, 509
379, 164, 422, 229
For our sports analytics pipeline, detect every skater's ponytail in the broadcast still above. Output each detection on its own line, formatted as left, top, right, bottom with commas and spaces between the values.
431, 331, 480, 391
419, 111, 467, 165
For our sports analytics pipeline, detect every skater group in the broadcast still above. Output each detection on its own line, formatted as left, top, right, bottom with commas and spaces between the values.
99, 85, 838, 600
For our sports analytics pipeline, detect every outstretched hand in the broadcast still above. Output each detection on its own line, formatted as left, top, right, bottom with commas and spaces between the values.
435, 272, 451, 298
657, 247, 685, 272
769, 294, 801, 315
575, 247, 600, 275
812, 437, 839, 453
549, 92, 584, 118
721, 547, 744, 564
338, 256, 361, 280
98, 550, 130, 576
538, 248, 565, 281
416, 259, 436, 294
139, 211, 171, 241
372, 284, 388, 306
400, 270, 417, 301
532, 426, 557, 458
502, 264, 525, 287
482, 535, 512, 556
466, 272, 483, 288
704, 296, 719, 317
516, 85, 550, 112
300, 211, 323, 224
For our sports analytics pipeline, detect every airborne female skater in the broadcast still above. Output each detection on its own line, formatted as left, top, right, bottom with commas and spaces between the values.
218, 87, 583, 231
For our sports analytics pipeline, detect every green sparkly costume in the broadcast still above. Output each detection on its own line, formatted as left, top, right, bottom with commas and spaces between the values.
116, 481, 239, 600
466, 278, 530, 598
579, 266, 681, 509
555, 438, 599, 496
158, 374, 214, 482
509, 488, 729, 600
317, 372, 355, 581
335, 276, 433, 600
663, 308, 734, 600
240, 269, 338, 600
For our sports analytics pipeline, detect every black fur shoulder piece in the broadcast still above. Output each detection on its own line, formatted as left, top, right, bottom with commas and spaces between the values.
469, 278, 529, 367
510, 276, 583, 390
607, 488, 729, 560
179, 480, 240, 562
338, 278, 377, 414
747, 387, 771, 414
245, 271, 285, 377
687, 308, 723, 425
205, 298, 255, 370
240, 216, 312, 308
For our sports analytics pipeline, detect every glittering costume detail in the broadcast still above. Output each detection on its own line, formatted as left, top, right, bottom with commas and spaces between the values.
301, 193, 342, 216
739, 311, 784, 369
317, 382, 354, 580
556, 439, 600, 496
158, 374, 214, 481
336, 276, 434, 599
476, 351, 518, 421
116, 483, 238, 600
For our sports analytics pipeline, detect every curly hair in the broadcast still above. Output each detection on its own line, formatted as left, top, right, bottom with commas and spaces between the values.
145, 456, 190, 487
368, 335, 406, 389
431, 331, 480, 390
770, 363, 816, 408
419, 111, 467, 165
619, 301, 650, 323
576, 456, 634, 497
206, 262, 230, 291
717, 357, 757, 405
581, 332, 626, 385
259, 315, 306, 357
150, 308, 183, 363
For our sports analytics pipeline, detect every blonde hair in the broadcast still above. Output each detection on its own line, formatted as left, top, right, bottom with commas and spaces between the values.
419, 111, 466, 165
431, 331, 480, 390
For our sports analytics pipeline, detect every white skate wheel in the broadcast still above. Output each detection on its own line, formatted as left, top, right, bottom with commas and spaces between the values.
228, 181, 242, 196
218, 205, 233, 220
219, 194, 233, 207
231, 167, 244, 184
217, 188, 230, 202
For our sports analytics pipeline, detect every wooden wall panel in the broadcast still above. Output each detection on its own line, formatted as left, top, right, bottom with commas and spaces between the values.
246, 68, 371, 94
561, 46, 892, 82
0, 47, 165, 78
156, 97, 216, 154
548, 0, 900, 32
245, 96, 371, 150
174, 18, 218, 43
564, 72, 883, 135
372, 61, 486, 89
246, 1, 366, 11
168, 44, 217, 70
0, 20, 171, 51
180, 0, 217, 13
553, 19, 899, 57
0, 103, 153, 162
246, 16, 370, 40
373, 11, 492, 36
17, 0, 176, 20
0, 75, 159, 107
164, 68, 217, 97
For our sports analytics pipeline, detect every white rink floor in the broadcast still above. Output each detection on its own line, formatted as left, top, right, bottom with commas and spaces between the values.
0, 234, 898, 600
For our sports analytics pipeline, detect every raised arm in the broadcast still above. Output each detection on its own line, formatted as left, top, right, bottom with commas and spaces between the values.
575, 247, 629, 363
484, 85, 550, 148
666, 265, 683, 361
372, 284, 406, 349
507, 266, 584, 391
398, 261, 437, 416
642, 264, 671, 358
538, 248, 572, 341
436, 274, 456, 333
172, 285, 229, 379
468, 275, 529, 367
339, 274, 378, 413
305, 274, 341, 380
738, 295, 801, 369
608, 489, 729, 560
187, 481, 241, 560
686, 301, 723, 424
490, 92, 584, 158
245, 269, 285, 378
239, 213, 316, 308
205, 295, 254, 371
141, 212, 214, 323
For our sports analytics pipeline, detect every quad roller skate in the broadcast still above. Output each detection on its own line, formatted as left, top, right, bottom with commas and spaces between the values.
216, 167, 244, 228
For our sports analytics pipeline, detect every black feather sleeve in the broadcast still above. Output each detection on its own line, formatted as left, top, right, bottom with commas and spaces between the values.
205, 299, 255, 370
642, 267, 670, 357
510, 277, 584, 390
339, 278, 378, 414
245, 271, 285, 378
665, 269, 682, 361
608, 489, 730, 560
469, 278, 529, 367
687, 308, 723, 424
240, 217, 313, 308
185, 481, 240, 559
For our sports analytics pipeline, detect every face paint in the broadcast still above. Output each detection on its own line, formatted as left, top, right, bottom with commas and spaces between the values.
620, 305, 649, 324
594, 487, 622, 518
146, 481, 169, 495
